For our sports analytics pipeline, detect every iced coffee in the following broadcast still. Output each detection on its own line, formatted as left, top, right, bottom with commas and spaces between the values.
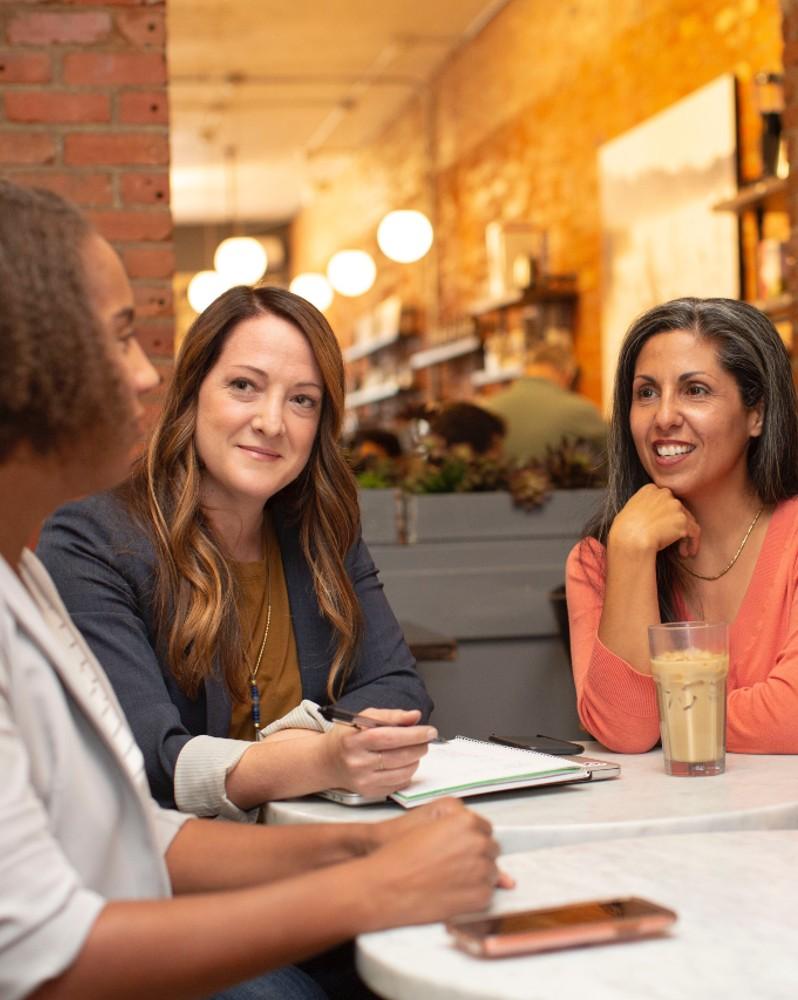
648, 623, 728, 777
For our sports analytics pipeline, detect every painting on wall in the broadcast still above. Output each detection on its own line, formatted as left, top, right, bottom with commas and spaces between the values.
598, 75, 739, 409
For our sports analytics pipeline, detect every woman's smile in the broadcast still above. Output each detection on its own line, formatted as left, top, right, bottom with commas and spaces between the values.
651, 439, 696, 465
237, 443, 282, 461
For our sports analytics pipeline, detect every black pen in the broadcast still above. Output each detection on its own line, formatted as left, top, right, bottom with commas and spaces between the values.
320, 705, 446, 741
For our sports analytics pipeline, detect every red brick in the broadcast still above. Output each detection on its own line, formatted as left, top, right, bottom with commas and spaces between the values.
63, 51, 166, 87
116, 9, 165, 47
120, 170, 169, 204
118, 89, 169, 124
0, 51, 52, 84
4, 169, 113, 206
88, 209, 172, 242
8, 11, 111, 46
133, 281, 173, 317
5, 91, 110, 125
136, 317, 174, 357
62, 0, 163, 7
122, 245, 175, 279
0, 132, 56, 165
65, 131, 169, 166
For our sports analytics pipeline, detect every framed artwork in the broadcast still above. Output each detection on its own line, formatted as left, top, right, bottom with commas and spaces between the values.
598, 75, 739, 410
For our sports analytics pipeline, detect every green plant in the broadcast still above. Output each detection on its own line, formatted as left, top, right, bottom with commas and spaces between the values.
352, 436, 606, 509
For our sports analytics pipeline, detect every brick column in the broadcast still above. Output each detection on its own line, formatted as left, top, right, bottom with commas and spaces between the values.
782, 0, 798, 336
0, 0, 174, 388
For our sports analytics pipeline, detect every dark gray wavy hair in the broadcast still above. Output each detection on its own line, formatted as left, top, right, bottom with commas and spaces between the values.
583, 296, 798, 619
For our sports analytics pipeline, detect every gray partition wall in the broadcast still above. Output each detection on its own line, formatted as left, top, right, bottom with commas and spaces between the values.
364, 490, 602, 741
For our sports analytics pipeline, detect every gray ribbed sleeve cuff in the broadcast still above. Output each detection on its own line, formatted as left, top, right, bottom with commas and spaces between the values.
173, 735, 259, 823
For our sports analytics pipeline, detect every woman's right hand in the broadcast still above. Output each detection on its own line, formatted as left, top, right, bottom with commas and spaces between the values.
609, 483, 700, 559
361, 798, 507, 928
322, 708, 436, 797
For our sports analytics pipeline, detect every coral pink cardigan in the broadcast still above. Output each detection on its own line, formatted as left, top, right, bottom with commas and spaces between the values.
566, 497, 798, 754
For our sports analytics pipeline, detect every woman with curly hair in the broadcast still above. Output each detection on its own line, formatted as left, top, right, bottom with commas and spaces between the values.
0, 179, 504, 1000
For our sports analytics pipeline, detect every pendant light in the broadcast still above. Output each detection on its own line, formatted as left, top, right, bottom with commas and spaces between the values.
327, 249, 376, 297
214, 236, 268, 285
289, 272, 334, 311
377, 209, 433, 263
187, 270, 234, 314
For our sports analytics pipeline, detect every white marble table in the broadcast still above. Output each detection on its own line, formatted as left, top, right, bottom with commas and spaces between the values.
357, 830, 798, 1000
265, 743, 798, 854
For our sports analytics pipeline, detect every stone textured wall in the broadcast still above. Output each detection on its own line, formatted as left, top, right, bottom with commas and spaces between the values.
293, 0, 784, 406
0, 0, 174, 405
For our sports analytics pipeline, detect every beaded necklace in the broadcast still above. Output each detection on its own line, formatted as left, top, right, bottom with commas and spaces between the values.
247, 547, 272, 736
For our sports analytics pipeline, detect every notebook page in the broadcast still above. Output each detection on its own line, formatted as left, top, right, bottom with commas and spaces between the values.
396, 737, 584, 800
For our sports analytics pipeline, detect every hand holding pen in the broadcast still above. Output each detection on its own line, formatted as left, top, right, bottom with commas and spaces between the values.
320, 704, 439, 797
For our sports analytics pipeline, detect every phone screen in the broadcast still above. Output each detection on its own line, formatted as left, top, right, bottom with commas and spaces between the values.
489, 734, 585, 756
455, 898, 659, 937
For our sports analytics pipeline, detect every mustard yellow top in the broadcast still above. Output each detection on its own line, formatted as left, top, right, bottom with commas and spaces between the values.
228, 511, 302, 740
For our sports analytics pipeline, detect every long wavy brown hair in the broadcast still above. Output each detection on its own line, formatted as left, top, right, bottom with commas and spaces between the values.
122, 285, 362, 702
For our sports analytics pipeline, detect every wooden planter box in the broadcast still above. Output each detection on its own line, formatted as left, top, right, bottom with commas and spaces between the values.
357, 488, 403, 545
402, 489, 601, 544
365, 488, 603, 740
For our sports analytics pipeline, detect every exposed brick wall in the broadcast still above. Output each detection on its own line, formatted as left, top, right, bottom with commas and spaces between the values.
0, 0, 174, 408
293, 0, 784, 407
783, 0, 798, 336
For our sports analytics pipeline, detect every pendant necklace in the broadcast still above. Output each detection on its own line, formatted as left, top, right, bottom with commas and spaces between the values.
248, 544, 272, 736
681, 506, 764, 582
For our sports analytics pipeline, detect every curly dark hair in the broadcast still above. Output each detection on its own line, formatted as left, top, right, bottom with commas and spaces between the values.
0, 180, 129, 461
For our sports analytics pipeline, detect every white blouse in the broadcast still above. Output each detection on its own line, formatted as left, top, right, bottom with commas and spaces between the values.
0, 551, 188, 1000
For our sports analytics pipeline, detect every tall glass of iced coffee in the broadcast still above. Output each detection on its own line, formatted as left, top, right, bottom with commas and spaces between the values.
648, 621, 729, 776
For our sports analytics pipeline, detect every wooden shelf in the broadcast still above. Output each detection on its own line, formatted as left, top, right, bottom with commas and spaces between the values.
471, 367, 522, 387
343, 328, 401, 362
468, 291, 524, 316
409, 334, 481, 370
713, 176, 788, 214
345, 381, 402, 409
750, 292, 793, 319
468, 276, 578, 316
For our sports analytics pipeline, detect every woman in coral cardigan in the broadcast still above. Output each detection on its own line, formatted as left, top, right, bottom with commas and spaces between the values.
567, 297, 798, 754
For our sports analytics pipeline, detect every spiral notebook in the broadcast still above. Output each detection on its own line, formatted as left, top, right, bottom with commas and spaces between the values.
388, 737, 589, 808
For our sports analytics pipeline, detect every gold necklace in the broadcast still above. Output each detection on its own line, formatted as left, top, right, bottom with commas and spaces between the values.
681, 506, 764, 582
248, 544, 272, 736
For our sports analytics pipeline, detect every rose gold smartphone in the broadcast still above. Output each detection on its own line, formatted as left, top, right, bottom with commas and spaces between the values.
447, 897, 677, 958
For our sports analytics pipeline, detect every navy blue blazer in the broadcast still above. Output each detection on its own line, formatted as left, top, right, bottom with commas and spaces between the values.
37, 491, 431, 808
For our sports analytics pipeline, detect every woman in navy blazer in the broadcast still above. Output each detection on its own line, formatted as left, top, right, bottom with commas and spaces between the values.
38, 285, 433, 819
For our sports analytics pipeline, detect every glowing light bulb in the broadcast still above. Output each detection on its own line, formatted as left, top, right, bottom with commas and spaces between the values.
187, 270, 232, 313
289, 272, 334, 311
213, 236, 268, 285
377, 210, 433, 263
326, 250, 376, 297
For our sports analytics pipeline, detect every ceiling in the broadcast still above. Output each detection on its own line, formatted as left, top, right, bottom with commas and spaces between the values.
167, 0, 510, 224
